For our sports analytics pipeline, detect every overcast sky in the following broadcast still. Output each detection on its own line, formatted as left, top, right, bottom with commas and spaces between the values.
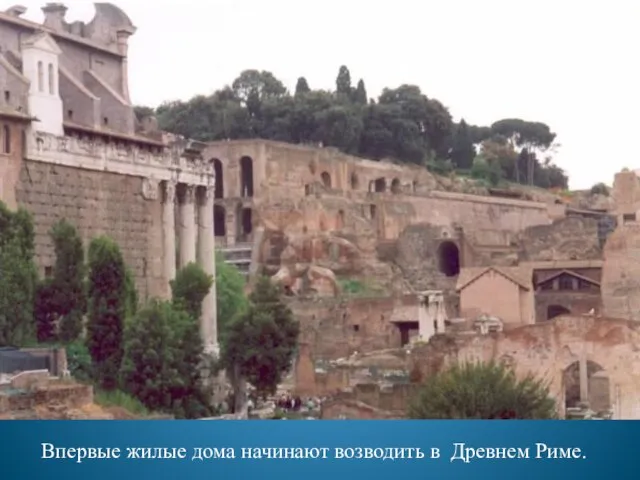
15, 0, 640, 190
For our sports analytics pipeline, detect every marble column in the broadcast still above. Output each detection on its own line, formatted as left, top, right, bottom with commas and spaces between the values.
162, 180, 177, 290
179, 184, 197, 268
198, 185, 218, 354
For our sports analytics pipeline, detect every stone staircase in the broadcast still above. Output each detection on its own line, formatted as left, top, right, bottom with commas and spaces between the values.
218, 242, 253, 276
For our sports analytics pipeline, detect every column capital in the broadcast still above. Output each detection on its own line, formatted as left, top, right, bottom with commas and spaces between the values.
165, 180, 177, 204
183, 184, 196, 204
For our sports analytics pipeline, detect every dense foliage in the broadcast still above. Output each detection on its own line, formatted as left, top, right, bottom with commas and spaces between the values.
86, 236, 127, 390
408, 361, 557, 419
137, 67, 567, 189
215, 252, 249, 342
0, 202, 38, 346
122, 263, 213, 419
41, 220, 87, 342
220, 276, 299, 397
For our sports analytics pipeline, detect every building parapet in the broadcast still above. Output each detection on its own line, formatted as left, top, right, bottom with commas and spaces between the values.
26, 130, 215, 187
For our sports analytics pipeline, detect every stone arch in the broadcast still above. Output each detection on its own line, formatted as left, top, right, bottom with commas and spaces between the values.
236, 205, 253, 242
390, 178, 401, 194
239, 156, 254, 197
321, 171, 331, 189
350, 172, 359, 190
563, 360, 611, 417
213, 205, 226, 237
437, 240, 460, 277
547, 304, 571, 320
212, 158, 223, 199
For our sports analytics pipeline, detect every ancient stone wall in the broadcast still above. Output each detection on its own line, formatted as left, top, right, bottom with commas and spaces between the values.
519, 217, 602, 262
602, 223, 640, 321
16, 159, 164, 299
409, 315, 640, 419
290, 296, 421, 360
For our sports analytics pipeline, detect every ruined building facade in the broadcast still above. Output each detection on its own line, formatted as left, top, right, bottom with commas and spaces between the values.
0, 3, 218, 352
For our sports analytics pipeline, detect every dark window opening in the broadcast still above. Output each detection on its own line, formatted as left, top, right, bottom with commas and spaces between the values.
558, 274, 575, 290
350, 172, 359, 189
103, 117, 109, 126
240, 156, 254, 197
623, 213, 636, 223
67, 109, 73, 120
212, 158, 223, 198
352, 324, 360, 332
390, 178, 401, 194
372, 177, 386, 193
2, 124, 10, 154
3, 90, 9, 103
321, 171, 331, 188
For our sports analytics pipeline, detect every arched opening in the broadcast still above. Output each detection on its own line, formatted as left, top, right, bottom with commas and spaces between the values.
239, 156, 254, 197
390, 178, 401, 194
547, 304, 571, 320
371, 177, 386, 193
437, 241, 460, 277
212, 158, 223, 199
321, 171, 331, 188
213, 205, 226, 237
336, 209, 345, 229
237, 206, 253, 242
350, 172, 359, 190
2, 125, 10, 154
563, 360, 611, 418
48, 63, 54, 95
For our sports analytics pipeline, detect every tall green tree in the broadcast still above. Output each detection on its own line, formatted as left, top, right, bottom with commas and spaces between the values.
353, 79, 367, 104
220, 276, 299, 398
408, 361, 557, 419
0, 202, 37, 346
50, 219, 86, 342
335, 65, 352, 98
449, 119, 476, 170
294, 77, 310, 96
86, 236, 127, 390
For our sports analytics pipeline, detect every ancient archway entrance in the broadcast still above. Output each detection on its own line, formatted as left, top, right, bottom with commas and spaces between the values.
437, 241, 460, 277
547, 304, 571, 320
563, 360, 611, 419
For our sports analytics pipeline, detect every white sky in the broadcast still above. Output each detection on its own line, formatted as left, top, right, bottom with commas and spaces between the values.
14, 0, 640, 190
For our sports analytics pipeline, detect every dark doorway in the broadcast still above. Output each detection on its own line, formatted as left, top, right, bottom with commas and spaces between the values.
437, 241, 460, 277
390, 178, 401, 194
396, 321, 419, 347
240, 156, 254, 197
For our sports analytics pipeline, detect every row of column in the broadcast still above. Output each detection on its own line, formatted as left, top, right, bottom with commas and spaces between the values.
162, 181, 218, 355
